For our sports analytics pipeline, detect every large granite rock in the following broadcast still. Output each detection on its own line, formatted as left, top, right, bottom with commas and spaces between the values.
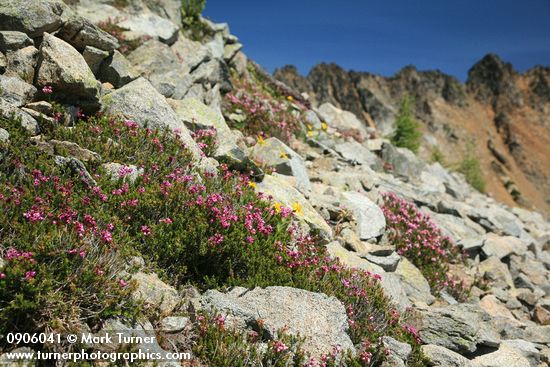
419, 303, 500, 354
250, 137, 311, 192
128, 39, 192, 99
340, 191, 386, 240
0, 99, 39, 134
118, 12, 179, 45
0, 31, 33, 52
0, 75, 36, 106
98, 50, 139, 88
0, 0, 66, 37
317, 102, 369, 141
36, 33, 101, 110
380, 142, 426, 180
199, 286, 355, 358
57, 15, 119, 52
131, 272, 180, 315
100, 77, 201, 159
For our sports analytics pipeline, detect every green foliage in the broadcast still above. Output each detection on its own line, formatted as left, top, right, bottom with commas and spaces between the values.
457, 147, 486, 192
0, 118, 139, 346
430, 146, 446, 165
181, 0, 206, 21
1, 109, 428, 364
390, 95, 422, 153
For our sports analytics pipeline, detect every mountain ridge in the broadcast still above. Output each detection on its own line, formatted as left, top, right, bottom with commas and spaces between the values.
274, 55, 550, 216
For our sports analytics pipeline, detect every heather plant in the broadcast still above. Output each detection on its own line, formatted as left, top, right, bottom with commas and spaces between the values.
1, 107, 428, 364
381, 192, 469, 301
390, 95, 422, 154
0, 118, 139, 346
97, 19, 147, 55
223, 70, 306, 143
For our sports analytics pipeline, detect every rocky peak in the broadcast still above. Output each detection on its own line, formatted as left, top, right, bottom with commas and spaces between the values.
466, 53, 522, 108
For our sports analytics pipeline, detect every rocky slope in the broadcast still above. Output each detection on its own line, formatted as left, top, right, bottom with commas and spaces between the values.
274, 59, 550, 216
0, 1, 550, 366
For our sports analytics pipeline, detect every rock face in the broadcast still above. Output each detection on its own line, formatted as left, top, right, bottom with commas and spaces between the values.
200, 286, 355, 357
36, 33, 101, 110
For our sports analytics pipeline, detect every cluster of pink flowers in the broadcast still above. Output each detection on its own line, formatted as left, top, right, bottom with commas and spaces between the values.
41, 85, 53, 94
271, 340, 288, 353
381, 192, 468, 299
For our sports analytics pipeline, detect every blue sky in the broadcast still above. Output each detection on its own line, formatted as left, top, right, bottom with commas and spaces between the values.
203, 0, 550, 81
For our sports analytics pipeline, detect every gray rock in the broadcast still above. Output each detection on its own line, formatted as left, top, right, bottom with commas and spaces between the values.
57, 15, 119, 52
482, 233, 528, 260
82, 46, 108, 76
379, 273, 412, 311
523, 325, 550, 344
340, 191, 386, 240
0, 31, 32, 52
0, 98, 38, 134
100, 77, 201, 160
471, 345, 531, 367
317, 102, 369, 141
48, 139, 100, 162
98, 50, 139, 88
96, 319, 180, 366
200, 286, 355, 358
304, 109, 322, 130
421, 344, 473, 367
4, 45, 38, 83
326, 241, 385, 274
501, 339, 541, 367
250, 137, 311, 192
419, 303, 500, 353
364, 252, 401, 272
118, 12, 179, 45
380, 142, 426, 179
160, 316, 189, 333
0, 0, 66, 37
0, 75, 36, 106
0, 52, 5, 73
36, 33, 101, 109
128, 39, 191, 99
382, 336, 412, 361
334, 140, 382, 170
170, 35, 211, 73
131, 272, 180, 315
223, 42, 242, 62
477, 256, 515, 289
394, 257, 435, 304
101, 163, 143, 183
257, 174, 332, 240
190, 58, 232, 93
0, 127, 9, 142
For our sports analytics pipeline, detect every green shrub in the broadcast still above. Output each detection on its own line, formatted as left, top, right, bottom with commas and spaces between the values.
382, 192, 470, 301
430, 147, 446, 165
390, 95, 422, 153
458, 149, 485, 192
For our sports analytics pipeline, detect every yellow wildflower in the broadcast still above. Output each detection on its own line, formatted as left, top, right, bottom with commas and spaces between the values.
257, 135, 266, 145
321, 122, 328, 131
274, 202, 282, 213
286, 95, 294, 101
279, 150, 289, 159
307, 130, 314, 137
292, 202, 303, 216
306, 124, 313, 130
247, 181, 257, 188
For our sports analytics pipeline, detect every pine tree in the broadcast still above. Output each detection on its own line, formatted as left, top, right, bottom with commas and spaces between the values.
391, 94, 422, 153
